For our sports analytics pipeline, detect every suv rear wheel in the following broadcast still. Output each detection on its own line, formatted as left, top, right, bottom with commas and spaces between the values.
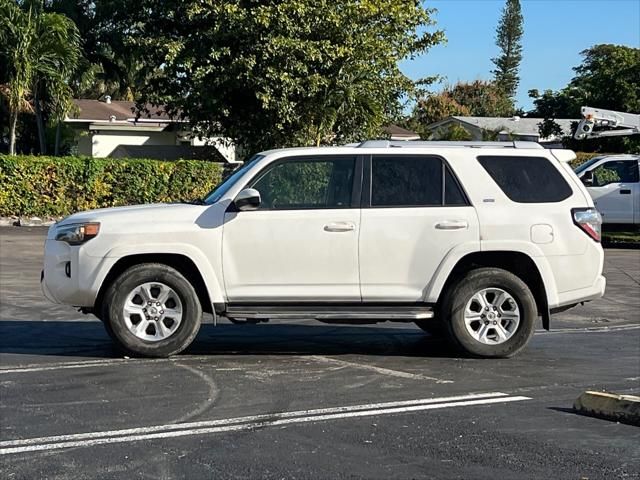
102, 263, 202, 357
442, 268, 536, 358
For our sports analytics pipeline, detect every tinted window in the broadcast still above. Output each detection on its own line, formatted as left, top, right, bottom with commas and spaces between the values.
372, 156, 442, 207
478, 156, 573, 203
445, 167, 468, 205
203, 155, 263, 204
251, 157, 355, 210
591, 160, 639, 186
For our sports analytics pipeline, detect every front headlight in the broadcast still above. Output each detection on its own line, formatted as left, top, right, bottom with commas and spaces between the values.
55, 222, 101, 245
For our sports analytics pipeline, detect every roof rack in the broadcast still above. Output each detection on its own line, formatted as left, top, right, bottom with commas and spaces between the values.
356, 140, 544, 149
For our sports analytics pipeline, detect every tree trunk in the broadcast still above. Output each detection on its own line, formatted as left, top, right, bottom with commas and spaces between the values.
34, 87, 47, 155
9, 110, 18, 155
54, 121, 61, 156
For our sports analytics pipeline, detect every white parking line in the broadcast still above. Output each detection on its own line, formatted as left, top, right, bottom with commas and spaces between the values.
0, 392, 529, 455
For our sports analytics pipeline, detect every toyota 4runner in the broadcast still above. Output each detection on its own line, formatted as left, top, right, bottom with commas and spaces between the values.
42, 141, 606, 358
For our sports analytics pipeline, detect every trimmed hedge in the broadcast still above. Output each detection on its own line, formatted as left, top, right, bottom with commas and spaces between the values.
571, 152, 602, 169
0, 155, 225, 218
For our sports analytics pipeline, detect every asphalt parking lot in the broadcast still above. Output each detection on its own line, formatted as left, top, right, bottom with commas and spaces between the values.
0, 227, 639, 480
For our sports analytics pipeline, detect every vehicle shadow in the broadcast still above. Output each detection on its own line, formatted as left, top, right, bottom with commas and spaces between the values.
0, 320, 459, 359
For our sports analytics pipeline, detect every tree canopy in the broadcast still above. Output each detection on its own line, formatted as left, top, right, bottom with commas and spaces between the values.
127, 0, 444, 153
408, 80, 514, 138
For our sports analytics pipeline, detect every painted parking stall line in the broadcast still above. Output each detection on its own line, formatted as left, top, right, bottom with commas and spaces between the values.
0, 392, 530, 455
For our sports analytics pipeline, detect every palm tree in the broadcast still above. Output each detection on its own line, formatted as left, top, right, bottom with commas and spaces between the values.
0, 0, 80, 155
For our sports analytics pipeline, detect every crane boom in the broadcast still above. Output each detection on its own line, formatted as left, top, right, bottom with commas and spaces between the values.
574, 106, 640, 140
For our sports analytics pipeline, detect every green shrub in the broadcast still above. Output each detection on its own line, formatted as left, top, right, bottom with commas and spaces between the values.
0, 155, 225, 218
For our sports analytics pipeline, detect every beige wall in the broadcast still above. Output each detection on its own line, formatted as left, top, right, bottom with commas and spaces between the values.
89, 130, 177, 158
71, 125, 237, 161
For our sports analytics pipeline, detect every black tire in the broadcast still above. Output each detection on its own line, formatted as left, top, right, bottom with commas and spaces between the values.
415, 318, 445, 336
441, 268, 537, 358
102, 263, 202, 357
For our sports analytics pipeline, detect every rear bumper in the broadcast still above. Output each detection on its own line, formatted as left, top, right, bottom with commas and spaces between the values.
555, 274, 606, 308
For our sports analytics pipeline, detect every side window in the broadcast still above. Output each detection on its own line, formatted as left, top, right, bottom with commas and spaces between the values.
372, 156, 442, 207
477, 155, 573, 203
370, 155, 468, 207
591, 161, 639, 187
251, 157, 355, 210
445, 167, 468, 205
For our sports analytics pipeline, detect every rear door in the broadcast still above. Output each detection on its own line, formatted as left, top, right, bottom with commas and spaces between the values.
358, 155, 480, 301
586, 159, 639, 224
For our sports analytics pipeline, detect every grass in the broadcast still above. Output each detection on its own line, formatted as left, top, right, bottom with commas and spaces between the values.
602, 227, 640, 246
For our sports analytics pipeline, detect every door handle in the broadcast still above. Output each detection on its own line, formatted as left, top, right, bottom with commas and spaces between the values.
620, 189, 631, 195
435, 220, 469, 230
324, 222, 355, 232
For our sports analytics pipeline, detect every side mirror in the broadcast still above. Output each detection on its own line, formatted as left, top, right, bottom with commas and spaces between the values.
581, 170, 594, 186
234, 188, 261, 211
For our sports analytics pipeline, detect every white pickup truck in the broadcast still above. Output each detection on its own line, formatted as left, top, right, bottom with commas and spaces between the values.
575, 154, 640, 225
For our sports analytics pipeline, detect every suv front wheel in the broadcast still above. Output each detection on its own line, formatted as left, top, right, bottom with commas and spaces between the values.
442, 268, 537, 358
102, 263, 203, 357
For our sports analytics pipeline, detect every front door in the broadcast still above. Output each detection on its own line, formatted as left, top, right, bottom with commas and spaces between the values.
222, 155, 362, 302
587, 159, 638, 224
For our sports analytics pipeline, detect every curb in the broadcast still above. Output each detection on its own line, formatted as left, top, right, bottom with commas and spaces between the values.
0, 217, 58, 227
573, 391, 640, 426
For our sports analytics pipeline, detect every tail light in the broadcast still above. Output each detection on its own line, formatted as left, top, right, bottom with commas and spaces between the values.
572, 208, 602, 242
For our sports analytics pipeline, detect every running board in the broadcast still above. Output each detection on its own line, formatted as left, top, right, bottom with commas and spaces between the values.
225, 305, 434, 322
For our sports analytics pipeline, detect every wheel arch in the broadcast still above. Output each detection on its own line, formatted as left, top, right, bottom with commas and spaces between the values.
427, 250, 557, 328
94, 253, 216, 316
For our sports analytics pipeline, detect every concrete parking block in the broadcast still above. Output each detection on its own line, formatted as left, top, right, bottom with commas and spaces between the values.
573, 390, 640, 426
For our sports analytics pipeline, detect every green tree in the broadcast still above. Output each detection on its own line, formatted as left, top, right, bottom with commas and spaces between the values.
129, 0, 444, 154
571, 44, 640, 113
0, 0, 81, 155
408, 93, 470, 138
528, 45, 639, 152
409, 80, 514, 138
45, 0, 147, 101
491, 0, 523, 99
448, 80, 514, 117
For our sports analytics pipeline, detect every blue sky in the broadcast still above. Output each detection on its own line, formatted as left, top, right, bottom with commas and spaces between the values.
400, 0, 640, 111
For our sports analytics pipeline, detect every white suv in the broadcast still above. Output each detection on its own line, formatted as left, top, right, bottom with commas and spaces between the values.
42, 141, 606, 358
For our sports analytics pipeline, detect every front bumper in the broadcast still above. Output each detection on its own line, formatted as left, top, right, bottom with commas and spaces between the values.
41, 239, 115, 307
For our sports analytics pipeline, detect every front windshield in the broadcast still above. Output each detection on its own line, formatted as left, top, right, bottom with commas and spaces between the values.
203, 155, 263, 205
574, 156, 604, 175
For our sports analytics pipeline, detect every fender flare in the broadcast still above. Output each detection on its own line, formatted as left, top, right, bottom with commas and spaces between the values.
98, 243, 224, 304
424, 240, 560, 309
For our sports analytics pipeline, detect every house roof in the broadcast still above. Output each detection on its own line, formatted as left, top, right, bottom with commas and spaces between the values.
382, 124, 419, 138
67, 99, 174, 123
427, 116, 579, 138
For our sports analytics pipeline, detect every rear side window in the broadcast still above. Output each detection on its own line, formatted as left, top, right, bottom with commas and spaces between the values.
371, 155, 468, 207
477, 156, 573, 203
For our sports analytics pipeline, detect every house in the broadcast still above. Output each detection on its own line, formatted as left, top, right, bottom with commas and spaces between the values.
65, 98, 237, 162
382, 124, 421, 141
424, 116, 579, 147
